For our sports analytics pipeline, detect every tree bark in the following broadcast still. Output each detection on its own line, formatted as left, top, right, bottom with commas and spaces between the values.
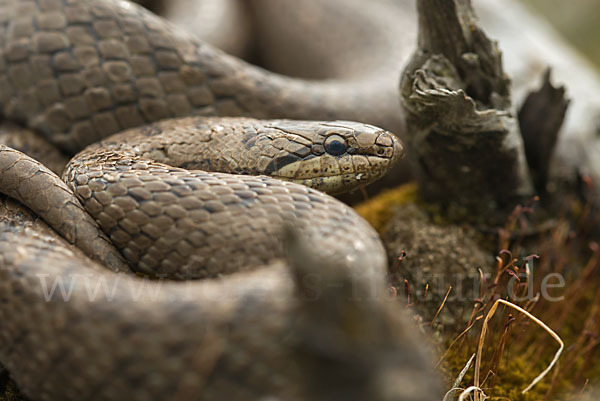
400, 0, 535, 221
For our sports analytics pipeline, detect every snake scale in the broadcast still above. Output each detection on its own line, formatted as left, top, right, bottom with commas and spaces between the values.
0, 0, 442, 400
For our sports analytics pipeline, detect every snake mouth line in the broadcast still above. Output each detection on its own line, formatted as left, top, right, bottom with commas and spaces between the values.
272, 170, 385, 181
272, 170, 387, 194
272, 155, 394, 178
268, 152, 397, 194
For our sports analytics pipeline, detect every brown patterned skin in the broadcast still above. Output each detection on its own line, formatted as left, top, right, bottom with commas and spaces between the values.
0, 0, 442, 399
0, 123, 68, 174
0, 0, 405, 156
0, 192, 441, 401
0, 134, 436, 400
142, 0, 414, 80
0, 145, 129, 272
73, 117, 404, 195
51, 116, 399, 278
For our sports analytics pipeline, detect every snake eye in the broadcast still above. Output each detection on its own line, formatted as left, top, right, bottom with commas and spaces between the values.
324, 135, 347, 156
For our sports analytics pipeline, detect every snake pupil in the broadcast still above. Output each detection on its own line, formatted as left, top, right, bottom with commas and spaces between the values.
324, 135, 347, 156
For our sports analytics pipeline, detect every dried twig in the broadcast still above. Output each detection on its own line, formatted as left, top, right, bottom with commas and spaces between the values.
474, 299, 564, 398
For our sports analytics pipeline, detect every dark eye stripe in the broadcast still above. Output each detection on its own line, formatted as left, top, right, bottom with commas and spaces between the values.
324, 135, 347, 156
264, 154, 302, 175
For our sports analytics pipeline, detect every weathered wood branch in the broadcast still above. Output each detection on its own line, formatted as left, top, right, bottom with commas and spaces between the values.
475, 0, 600, 205
400, 0, 534, 220
518, 69, 569, 193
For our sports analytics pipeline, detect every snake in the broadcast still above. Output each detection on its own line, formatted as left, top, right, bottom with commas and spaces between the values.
0, 0, 408, 155
0, 0, 444, 400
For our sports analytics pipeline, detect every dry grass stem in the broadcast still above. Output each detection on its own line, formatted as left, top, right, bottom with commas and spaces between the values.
431, 286, 452, 326
473, 299, 564, 399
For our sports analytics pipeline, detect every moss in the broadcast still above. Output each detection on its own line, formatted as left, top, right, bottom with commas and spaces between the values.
442, 349, 554, 400
488, 358, 551, 400
383, 203, 494, 323
435, 220, 600, 400
354, 183, 418, 232
366, 179, 600, 401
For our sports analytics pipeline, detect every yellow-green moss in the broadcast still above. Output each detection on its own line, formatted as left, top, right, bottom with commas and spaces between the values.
441, 338, 567, 400
488, 357, 552, 400
435, 251, 600, 400
354, 183, 418, 232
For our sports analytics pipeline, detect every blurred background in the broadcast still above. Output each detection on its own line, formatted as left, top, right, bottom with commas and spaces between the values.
137, 0, 600, 71
520, 0, 600, 69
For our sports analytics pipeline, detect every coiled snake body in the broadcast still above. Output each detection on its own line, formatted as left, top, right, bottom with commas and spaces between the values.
0, 1, 441, 400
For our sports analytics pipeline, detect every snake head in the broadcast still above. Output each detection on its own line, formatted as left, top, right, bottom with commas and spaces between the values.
264, 120, 404, 194
104, 117, 404, 196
